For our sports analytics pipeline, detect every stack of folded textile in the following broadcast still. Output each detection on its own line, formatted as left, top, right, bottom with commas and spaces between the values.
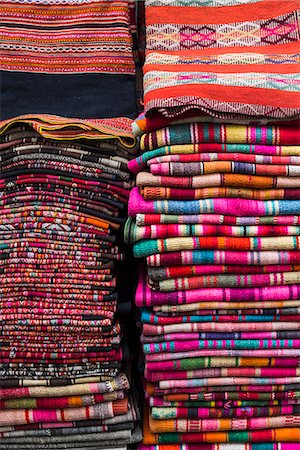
125, 121, 300, 447
126, 0, 300, 445
0, 115, 141, 449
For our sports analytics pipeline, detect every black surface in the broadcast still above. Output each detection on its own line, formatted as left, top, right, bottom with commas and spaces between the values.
1, 72, 137, 120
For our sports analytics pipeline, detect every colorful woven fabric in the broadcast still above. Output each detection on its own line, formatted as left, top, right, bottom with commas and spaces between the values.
0, 118, 142, 447
135, 213, 300, 226
152, 272, 299, 291
142, 408, 300, 444
1, 1, 138, 119
139, 445, 300, 450
126, 118, 300, 446
139, 0, 300, 130
1, 1, 135, 75
147, 152, 300, 166
129, 187, 300, 217
140, 124, 300, 151
125, 219, 300, 242
133, 235, 300, 256
149, 161, 300, 177
135, 270, 300, 307
0, 398, 128, 427
128, 143, 300, 174
136, 172, 299, 189
147, 265, 300, 283
146, 250, 300, 267
0, 114, 137, 149
140, 186, 300, 201
148, 414, 300, 433
147, 367, 300, 382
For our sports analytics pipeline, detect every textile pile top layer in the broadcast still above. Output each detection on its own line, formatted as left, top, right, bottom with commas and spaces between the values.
0, 115, 141, 449
126, 120, 300, 449
135, 0, 300, 134
0, 0, 138, 119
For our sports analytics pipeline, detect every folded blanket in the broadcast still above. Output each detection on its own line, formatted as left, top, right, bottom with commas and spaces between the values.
0, 373, 129, 400
142, 321, 300, 336
133, 235, 300, 257
149, 161, 300, 177
140, 186, 300, 201
151, 271, 299, 291
0, 398, 129, 426
145, 348, 300, 361
136, 213, 300, 226
148, 414, 300, 433
153, 301, 300, 314
147, 250, 300, 267
149, 398, 300, 409
0, 428, 132, 446
142, 408, 300, 444
147, 264, 300, 281
151, 404, 300, 419
129, 187, 300, 216
0, 390, 125, 410
147, 367, 300, 382
140, 124, 300, 151
125, 219, 300, 243
142, 0, 299, 127
128, 144, 300, 174
144, 340, 300, 354
135, 268, 300, 306
143, 313, 300, 326
136, 172, 299, 190
143, 332, 300, 347
147, 152, 300, 166
139, 445, 298, 450
156, 376, 300, 389
0, 116, 137, 150
161, 391, 300, 402
1, 0, 137, 119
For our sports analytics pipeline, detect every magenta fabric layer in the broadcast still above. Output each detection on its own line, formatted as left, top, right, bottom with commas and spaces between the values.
129, 188, 300, 217
135, 270, 300, 307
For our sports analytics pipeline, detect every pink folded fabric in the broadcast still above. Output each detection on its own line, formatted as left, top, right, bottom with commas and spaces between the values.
135, 268, 300, 307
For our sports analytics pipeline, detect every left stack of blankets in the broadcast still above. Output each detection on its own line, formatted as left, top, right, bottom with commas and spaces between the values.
0, 115, 141, 449
126, 122, 300, 448
126, 0, 300, 447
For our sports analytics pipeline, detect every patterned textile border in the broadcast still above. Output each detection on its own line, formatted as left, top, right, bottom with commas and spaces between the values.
0, 115, 137, 145
142, 0, 300, 122
1, 0, 135, 74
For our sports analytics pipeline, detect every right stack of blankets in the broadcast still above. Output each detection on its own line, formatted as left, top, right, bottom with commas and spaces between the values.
126, 0, 300, 448
127, 122, 300, 447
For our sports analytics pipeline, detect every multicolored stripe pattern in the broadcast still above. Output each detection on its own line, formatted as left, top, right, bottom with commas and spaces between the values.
141, 0, 300, 128
1, 0, 136, 74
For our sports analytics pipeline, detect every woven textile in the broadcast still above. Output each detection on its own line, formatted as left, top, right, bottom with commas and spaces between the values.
128, 143, 300, 174
139, 445, 300, 450
125, 219, 300, 242
139, 123, 300, 151
126, 119, 300, 446
142, 407, 300, 444
1, 0, 138, 119
0, 117, 142, 448
137, 0, 300, 132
